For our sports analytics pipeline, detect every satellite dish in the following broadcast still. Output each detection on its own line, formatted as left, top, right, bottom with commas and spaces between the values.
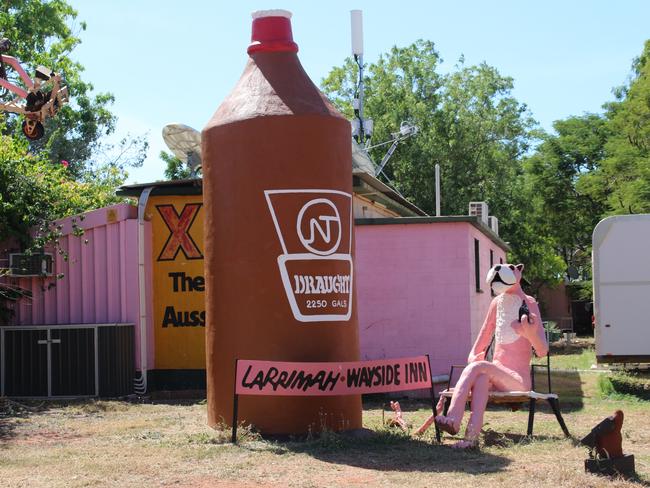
162, 123, 202, 176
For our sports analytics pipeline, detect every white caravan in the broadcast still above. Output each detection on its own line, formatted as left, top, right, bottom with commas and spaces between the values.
593, 214, 650, 363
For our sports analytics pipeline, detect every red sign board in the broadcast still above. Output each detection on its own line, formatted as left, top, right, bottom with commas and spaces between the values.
235, 356, 432, 397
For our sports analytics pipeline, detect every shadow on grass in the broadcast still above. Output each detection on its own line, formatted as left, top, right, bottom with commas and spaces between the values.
0, 398, 34, 445
608, 373, 650, 402
481, 429, 575, 448
260, 428, 512, 474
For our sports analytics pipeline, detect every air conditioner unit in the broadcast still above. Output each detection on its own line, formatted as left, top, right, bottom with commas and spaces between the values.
469, 201, 489, 224
9, 253, 54, 277
488, 216, 499, 235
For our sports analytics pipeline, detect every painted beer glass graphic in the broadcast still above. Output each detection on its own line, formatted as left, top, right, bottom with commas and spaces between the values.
202, 10, 361, 434
265, 190, 353, 322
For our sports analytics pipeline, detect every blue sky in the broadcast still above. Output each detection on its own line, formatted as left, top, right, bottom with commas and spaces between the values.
66, 1, 650, 184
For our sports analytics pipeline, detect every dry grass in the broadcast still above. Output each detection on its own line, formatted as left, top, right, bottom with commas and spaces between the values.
2, 344, 650, 488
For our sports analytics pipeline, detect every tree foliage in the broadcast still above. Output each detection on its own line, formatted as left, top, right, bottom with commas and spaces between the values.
524, 114, 610, 276
161, 150, 193, 180
322, 38, 650, 290
0, 0, 146, 321
322, 40, 561, 287
0, 0, 146, 246
322, 41, 535, 218
526, 40, 650, 287
580, 40, 650, 215
0, 132, 121, 247
0, 0, 147, 178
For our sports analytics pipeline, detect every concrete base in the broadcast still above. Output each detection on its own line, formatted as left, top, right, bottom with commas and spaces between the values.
585, 454, 635, 478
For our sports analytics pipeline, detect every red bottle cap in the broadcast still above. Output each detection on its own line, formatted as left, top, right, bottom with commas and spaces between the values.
248, 10, 299, 54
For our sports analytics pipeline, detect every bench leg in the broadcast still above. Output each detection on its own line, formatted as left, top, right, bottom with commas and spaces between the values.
527, 398, 536, 436
435, 396, 451, 442
547, 397, 570, 437
442, 395, 450, 416
433, 394, 442, 443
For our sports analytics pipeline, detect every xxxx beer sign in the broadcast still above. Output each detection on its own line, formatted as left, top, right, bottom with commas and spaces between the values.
156, 203, 203, 261
265, 189, 353, 322
150, 195, 205, 369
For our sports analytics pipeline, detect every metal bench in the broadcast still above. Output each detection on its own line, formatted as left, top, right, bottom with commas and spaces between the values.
436, 329, 570, 442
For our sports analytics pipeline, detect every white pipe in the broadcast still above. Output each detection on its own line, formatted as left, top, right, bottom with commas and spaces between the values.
435, 164, 441, 216
135, 186, 154, 394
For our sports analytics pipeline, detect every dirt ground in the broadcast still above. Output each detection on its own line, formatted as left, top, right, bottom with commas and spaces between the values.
1, 367, 650, 488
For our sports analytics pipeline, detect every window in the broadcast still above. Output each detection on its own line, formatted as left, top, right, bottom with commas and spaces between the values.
490, 250, 496, 296
474, 239, 481, 292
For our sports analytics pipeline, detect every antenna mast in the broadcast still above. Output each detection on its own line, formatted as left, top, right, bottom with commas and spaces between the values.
350, 10, 372, 146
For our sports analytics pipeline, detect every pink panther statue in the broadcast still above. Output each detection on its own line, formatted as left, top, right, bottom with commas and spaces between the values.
415, 263, 548, 448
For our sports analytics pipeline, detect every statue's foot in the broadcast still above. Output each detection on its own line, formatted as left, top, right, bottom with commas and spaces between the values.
451, 438, 479, 449
413, 415, 435, 436
434, 415, 459, 435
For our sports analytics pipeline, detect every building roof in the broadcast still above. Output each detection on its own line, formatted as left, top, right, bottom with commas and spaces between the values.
117, 141, 426, 217
355, 215, 510, 251
117, 178, 203, 197
118, 174, 425, 216
352, 170, 425, 216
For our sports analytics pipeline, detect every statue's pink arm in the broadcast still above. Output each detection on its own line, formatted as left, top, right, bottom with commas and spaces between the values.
514, 296, 549, 358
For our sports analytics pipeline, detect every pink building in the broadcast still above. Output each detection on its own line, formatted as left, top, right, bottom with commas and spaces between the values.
1, 178, 508, 397
355, 217, 508, 376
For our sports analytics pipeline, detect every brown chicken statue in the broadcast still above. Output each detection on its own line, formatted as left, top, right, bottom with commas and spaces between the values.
581, 410, 635, 477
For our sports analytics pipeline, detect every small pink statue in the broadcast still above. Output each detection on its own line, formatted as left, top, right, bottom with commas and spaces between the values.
415, 263, 548, 448
387, 401, 408, 431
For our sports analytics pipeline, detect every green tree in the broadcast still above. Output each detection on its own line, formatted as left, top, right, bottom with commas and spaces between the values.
0, 133, 121, 247
161, 150, 193, 180
321, 40, 562, 287
0, 0, 147, 248
581, 40, 650, 214
0, 0, 147, 177
524, 114, 610, 277
322, 41, 535, 216
0, 1, 145, 315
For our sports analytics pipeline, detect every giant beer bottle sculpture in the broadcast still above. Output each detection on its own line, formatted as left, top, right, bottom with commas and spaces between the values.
202, 10, 362, 434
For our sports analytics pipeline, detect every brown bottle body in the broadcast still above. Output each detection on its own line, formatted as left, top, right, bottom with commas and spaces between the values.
202, 52, 362, 434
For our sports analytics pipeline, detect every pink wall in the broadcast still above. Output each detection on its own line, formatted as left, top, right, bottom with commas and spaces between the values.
467, 226, 507, 345
4, 204, 153, 369
355, 220, 507, 376
3, 202, 508, 379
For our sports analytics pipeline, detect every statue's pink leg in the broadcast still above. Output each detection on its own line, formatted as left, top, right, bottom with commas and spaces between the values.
435, 361, 525, 436
451, 374, 490, 449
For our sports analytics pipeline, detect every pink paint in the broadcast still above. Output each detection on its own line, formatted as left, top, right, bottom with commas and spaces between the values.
6, 204, 150, 369
4, 205, 507, 383
354, 220, 507, 377
235, 356, 432, 396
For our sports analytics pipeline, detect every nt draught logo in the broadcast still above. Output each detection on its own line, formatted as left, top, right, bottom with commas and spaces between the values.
265, 189, 353, 323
